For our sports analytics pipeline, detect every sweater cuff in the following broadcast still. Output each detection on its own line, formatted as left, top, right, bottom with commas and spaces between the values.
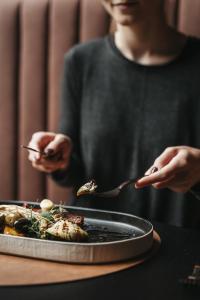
50, 168, 69, 187
191, 182, 200, 192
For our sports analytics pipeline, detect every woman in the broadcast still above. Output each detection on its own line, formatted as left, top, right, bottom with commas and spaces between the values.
28, 0, 200, 228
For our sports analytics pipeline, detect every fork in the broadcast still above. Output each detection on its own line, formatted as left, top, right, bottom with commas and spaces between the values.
21, 145, 62, 160
180, 265, 200, 286
77, 167, 158, 198
21, 145, 46, 156
92, 177, 142, 198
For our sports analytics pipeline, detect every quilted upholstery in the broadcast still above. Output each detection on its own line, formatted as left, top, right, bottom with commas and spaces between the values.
0, 0, 199, 203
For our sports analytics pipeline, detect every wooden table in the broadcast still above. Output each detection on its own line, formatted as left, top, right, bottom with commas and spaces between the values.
0, 221, 199, 300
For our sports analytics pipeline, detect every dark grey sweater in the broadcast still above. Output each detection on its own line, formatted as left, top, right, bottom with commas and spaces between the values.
53, 35, 200, 229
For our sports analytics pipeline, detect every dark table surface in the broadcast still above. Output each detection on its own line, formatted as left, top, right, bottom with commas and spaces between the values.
0, 221, 199, 300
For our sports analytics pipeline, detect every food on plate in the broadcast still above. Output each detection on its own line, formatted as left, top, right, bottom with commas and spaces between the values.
40, 199, 54, 212
46, 220, 88, 242
3, 225, 24, 237
76, 179, 98, 196
0, 205, 40, 231
0, 214, 5, 233
0, 200, 88, 242
53, 211, 84, 226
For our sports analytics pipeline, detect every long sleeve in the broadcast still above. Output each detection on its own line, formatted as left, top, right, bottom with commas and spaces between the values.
51, 49, 85, 188
50, 36, 200, 228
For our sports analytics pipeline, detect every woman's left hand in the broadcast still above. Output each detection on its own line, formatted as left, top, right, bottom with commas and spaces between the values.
135, 146, 200, 193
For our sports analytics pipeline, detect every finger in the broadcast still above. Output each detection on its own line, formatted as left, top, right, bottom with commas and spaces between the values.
152, 175, 175, 189
44, 134, 71, 155
28, 132, 55, 152
169, 185, 191, 193
153, 181, 190, 193
28, 151, 39, 162
28, 132, 56, 162
145, 166, 159, 175
145, 147, 179, 176
135, 169, 170, 188
44, 136, 72, 165
135, 156, 180, 188
32, 161, 55, 173
32, 154, 68, 170
28, 132, 47, 150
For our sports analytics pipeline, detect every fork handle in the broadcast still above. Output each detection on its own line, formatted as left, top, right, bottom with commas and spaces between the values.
119, 177, 138, 191
119, 167, 159, 191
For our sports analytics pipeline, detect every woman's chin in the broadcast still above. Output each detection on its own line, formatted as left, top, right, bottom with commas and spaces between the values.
114, 14, 138, 26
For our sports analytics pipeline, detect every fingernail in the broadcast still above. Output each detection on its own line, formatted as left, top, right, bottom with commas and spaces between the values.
151, 166, 158, 173
145, 166, 158, 176
45, 149, 54, 156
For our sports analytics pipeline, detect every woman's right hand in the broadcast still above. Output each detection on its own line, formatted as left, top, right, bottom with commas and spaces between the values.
27, 131, 72, 173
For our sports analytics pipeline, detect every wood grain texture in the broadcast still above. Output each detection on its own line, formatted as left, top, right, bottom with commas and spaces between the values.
0, 231, 160, 286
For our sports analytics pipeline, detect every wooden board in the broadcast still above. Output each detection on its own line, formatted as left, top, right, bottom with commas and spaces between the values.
0, 231, 160, 286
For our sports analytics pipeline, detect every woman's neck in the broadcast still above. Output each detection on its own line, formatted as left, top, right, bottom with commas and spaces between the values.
114, 19, 187, 65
